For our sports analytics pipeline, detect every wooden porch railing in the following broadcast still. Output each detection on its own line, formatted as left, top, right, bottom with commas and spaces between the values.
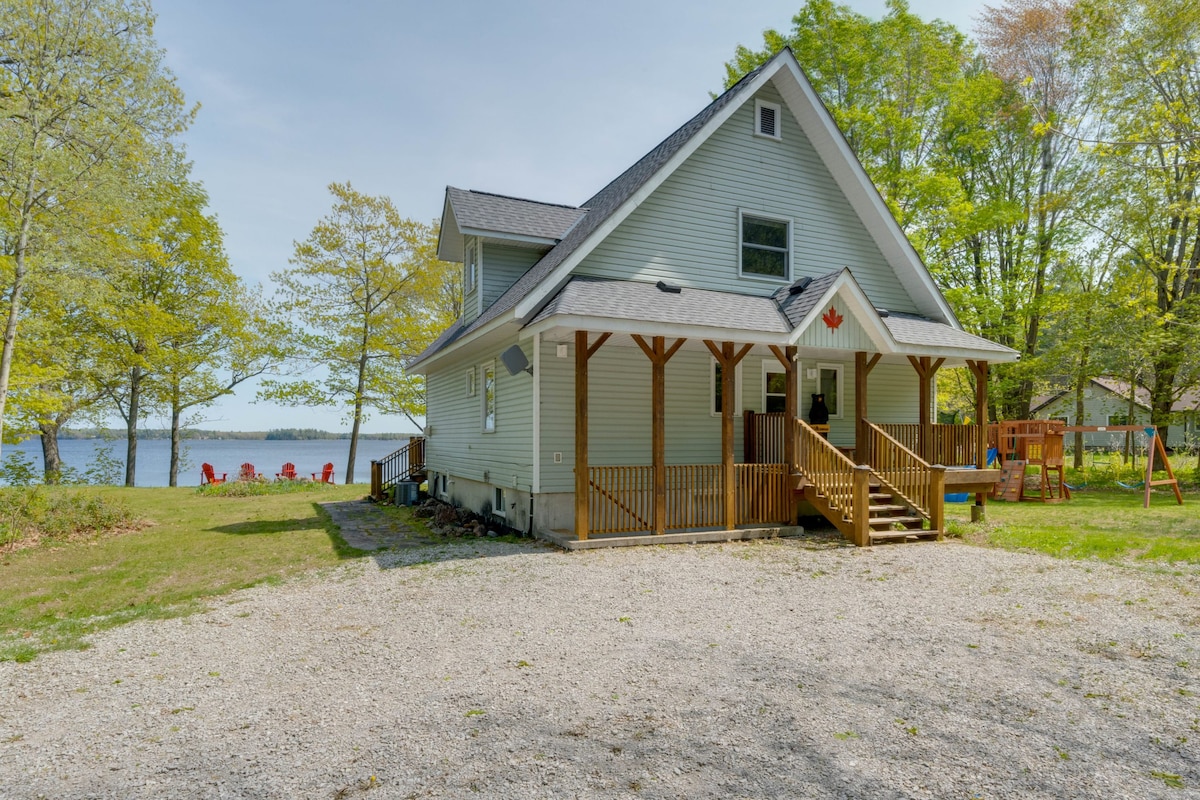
588, 465, 654, 534
370, 437, 425, 499
864, 422, 934, 519
743, 411, 787, 463
875, 423, 979, 467
586, 462, 791, 536
736, 463, 792, 525
793, 419, 861, 527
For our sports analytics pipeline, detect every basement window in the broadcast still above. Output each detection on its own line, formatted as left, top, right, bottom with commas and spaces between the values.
493, 487, 506, 518
754, 99, 782, 140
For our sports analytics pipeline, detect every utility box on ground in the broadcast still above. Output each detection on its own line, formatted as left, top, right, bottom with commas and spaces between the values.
394, 481, 419, 507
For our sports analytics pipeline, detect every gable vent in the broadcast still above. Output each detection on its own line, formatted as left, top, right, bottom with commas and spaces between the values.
755, 100, 782, 140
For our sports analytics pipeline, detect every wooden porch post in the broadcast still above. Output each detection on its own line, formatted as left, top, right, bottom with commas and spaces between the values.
632, 335, 686, 535
854, 351, 881, 465
769, 345, 798, 470
967, 359, 990, 516
574, 330, 611, 540
908, 356, 944, 462
705, 340, 753, 530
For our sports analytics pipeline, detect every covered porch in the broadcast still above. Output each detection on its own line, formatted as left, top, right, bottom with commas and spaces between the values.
524, 272, 1016, 547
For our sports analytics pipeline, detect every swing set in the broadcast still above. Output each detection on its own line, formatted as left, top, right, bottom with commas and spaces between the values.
989, 421, 1182, 508
1061, 424, 1183, 507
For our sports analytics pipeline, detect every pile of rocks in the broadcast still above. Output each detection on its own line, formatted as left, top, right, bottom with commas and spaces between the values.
411, 498, 511, 539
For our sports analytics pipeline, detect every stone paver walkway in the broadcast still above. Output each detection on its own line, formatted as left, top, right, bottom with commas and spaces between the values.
319, 499, 437, 551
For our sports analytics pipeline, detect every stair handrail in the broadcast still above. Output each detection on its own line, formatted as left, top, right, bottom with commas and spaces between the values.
372, 438, 425, 499
864, 422, 932, 518
793, 419, 859, 518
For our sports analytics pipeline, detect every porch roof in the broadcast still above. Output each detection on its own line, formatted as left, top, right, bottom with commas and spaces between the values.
524, 275, 1020, 363
528, 275, 790, 335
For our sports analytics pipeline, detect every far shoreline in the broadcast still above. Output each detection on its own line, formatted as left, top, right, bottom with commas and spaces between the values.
49, 428, 421, 442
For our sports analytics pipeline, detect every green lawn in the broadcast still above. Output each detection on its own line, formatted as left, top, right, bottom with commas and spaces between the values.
946, 488, 1200, 564
0, 484, 367, 662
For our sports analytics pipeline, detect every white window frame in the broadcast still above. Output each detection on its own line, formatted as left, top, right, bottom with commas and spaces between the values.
493, 486, 506, 518
761, 359, 792, 414
816, 362, 844, 420
464, 239, 477, 293
754, 99, 783, 141
738, 209, 792, 282
465, 368, 476, 397
481, 361, 496, 433
710, 358, 744, 417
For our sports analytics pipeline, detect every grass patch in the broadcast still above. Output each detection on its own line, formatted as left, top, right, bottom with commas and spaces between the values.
947, 488, 1200, 564
0, 484, 367, 661
197, 479, 345, 498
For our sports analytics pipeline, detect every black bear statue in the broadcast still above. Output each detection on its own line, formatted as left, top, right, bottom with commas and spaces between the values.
808, 393, 830, 425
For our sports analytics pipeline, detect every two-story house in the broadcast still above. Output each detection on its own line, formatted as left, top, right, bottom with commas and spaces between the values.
408, 48, 1018, 547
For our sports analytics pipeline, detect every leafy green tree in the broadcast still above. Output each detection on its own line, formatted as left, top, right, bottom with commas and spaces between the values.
1070, 0, 1200, 442
94, 171, 256, 486
260, 183, 455, 483
0, 0, 191, 463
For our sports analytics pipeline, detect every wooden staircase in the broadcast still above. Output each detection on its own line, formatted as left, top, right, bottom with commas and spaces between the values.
370, 438, 426, 501
794, 420, 943, 546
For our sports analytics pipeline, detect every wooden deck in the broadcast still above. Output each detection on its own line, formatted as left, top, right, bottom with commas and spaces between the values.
539, 524, 806, 551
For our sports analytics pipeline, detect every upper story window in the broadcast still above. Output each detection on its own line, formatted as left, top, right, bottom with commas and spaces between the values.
464, 239, 478, 293
754, 99, 782, 140
739, 211, 791, 280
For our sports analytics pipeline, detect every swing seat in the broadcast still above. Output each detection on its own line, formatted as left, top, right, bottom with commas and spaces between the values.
1064, 481, 1087, 491
1116, 479, 1144, 489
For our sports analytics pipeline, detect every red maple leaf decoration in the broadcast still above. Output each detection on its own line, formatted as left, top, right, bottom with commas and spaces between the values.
822, 306, 844, 330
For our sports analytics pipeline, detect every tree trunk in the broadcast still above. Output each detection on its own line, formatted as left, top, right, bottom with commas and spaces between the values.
0, 179, 35, 465
1123, 379, 1137, 466
346, 352, 368, 485
169, 403, 182, 487
125, 366, 142, 487
1073, 376, 1085, 470
39, 420, 63, 484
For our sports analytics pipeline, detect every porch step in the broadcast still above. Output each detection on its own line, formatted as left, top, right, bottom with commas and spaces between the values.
868, 515, 925, 529
869, 503, 909, 514
869, 529, 941, 543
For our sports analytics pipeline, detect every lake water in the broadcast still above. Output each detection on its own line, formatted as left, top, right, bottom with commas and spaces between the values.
1, 438, 412, 486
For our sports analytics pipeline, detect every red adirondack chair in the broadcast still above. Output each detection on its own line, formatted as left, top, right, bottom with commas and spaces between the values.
201, 463, 226, 485
312, 462, 335, 484
276, 462, 297, 480
239, 462, 257, 481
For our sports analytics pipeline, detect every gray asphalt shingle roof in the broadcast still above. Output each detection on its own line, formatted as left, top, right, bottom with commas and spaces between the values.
773, 269, 843, 327
883, 313, 1016, 354
410, 58, 771, 368
445, 188, 585, 240
530, 276, 791, 334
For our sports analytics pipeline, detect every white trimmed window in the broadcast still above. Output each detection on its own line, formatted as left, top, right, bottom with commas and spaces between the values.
739, 211, 791, 280
816, 363, 843, 419
493, 487, 506, 518
464, 239, 478, 293
763, 361, 788, 413
482, 362, 496, 432
710, 359, 744, 417
754, 99, 782, 140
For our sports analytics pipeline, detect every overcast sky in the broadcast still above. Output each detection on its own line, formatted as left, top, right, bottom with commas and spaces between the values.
150, 0, 988, 432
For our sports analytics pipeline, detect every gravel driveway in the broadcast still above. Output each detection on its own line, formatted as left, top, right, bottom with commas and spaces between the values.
1, 536, 1198, 799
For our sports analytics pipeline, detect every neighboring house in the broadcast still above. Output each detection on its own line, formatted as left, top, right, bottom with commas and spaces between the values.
409, 49, 1018, 546
1031, 377, 1200, 450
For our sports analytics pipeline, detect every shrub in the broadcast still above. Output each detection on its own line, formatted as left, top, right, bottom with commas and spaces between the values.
0, 487, 138, 550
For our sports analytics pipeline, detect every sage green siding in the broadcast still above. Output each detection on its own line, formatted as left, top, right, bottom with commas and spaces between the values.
482, 243, 541, 309
425, 339, 534, 495
575, 82, 919, 313
795, 290, 878, 351
462, 236, 481, 325
535, 343, 924, 492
